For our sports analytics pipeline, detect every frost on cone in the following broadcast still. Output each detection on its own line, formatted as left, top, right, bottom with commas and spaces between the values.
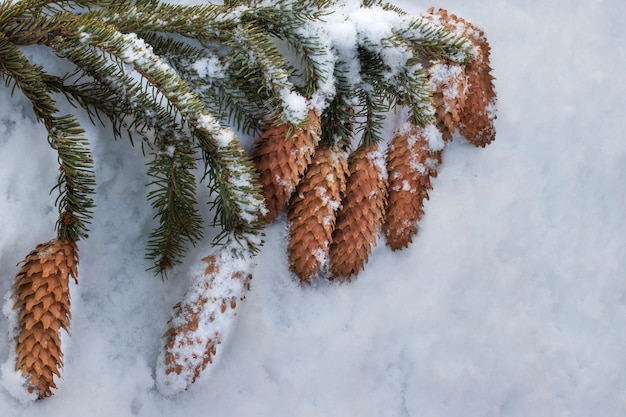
426, 8, 497, 147
288, 145, 348, 284
429, 62, 467, 142
329, 144, 387, 281
252, 110, 321, 223
156, 250, 252, 396
383, 124, 443, 251
7, 239, 78, 400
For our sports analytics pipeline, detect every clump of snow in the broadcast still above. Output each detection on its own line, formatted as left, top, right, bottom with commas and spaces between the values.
422, 124, 445, 152
191, 56, 227, 80
366, 147, 388, 182
279, 89, 308, 126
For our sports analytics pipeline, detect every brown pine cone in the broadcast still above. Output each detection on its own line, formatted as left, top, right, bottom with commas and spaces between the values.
288, 145, 348, 284
383, 124, 442, 251
329, 143, 387, 281
426, 8, 497, 147
157, 251, 252, 396
10, 239, 78, 399
429, 61, 467, 142
252, 110, 321, 223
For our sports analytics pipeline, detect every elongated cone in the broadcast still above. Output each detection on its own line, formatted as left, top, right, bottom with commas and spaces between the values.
252, 110, 321, 223
11, 239, 78, 399
157, 251, 252, 396
288, 145, 348, 284
426, 8, 497, 147
383, 124, 443, 250
330, 143, 387, 281
429, 62, 467, 142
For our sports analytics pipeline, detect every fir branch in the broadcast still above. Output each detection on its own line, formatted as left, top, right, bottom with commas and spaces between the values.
146, 133, 204, 275
394, 14, 475, 63
68, 19, 266, 252
355, 46, 392, 146
0, 31, 94, 241
373, 35, 434, 127
361, 0, 407, 16
320, 59, 357, 147
42, 73, 128, 134
208, 141, 265, 257
223, 21, 307, 125
51, 36, 207, 272
248, 12, 334, 98
79, 0, 225, 40
49, 34, 185, 148
144, 33, 264, 133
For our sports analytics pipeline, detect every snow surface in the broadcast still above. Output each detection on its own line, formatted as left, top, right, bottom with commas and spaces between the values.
2, 0, 626, 416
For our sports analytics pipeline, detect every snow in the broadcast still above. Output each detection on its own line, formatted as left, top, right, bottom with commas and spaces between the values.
2, 0, 626, 416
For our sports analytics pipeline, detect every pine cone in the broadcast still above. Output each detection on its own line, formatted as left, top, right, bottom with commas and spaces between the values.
252, 110, 321, 223
426, 8, 497, 147
157, 251, 252, 396
329, 143, 387, 281
429, 62, 467, 142
288, 145, 348, 284
10, 239, 78, 399
383, 124, 443, 251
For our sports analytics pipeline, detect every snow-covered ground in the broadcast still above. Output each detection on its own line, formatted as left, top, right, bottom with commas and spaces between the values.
1, 0, 626, 415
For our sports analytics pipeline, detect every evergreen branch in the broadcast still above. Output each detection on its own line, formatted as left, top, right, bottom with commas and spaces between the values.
234, 0, 334, 98
146, 133, 204, 275
394, 14, 475, 63
208, 141, 265, 256
224, 21, 307, 125
355, 88, 388, 147
144, 33, 264, 134
50, 35, 179, 148
361, 0, 407, 15
42, 73, 128, 134
68, 20, 266, 253
355, 46, 392, 146
79, 0, 225, 40
52, 36, 207, 272
373, 36, 434, 127
321, 59, 357, 147
0, 31, 94, 241
254, 16, 334, 99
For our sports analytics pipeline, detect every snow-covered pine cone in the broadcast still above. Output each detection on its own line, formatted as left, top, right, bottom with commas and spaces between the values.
383, 124, 443, 251
288, 145, 348, 284
156, 251, 252, 396
426, 8, 497, 147
428, 62, 467, 142
329, 143, 387, 281
252, 110, 321, 223
9, 239, 78, 399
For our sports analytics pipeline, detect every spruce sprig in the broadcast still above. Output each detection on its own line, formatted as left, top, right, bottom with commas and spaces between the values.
0, 0, 477, 275
146, 133, 204, 274
61, 18, 264, 266
0, 31, 94, 242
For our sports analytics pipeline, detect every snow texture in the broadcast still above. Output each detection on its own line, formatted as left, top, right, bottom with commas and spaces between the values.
2, 0, 626, 416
